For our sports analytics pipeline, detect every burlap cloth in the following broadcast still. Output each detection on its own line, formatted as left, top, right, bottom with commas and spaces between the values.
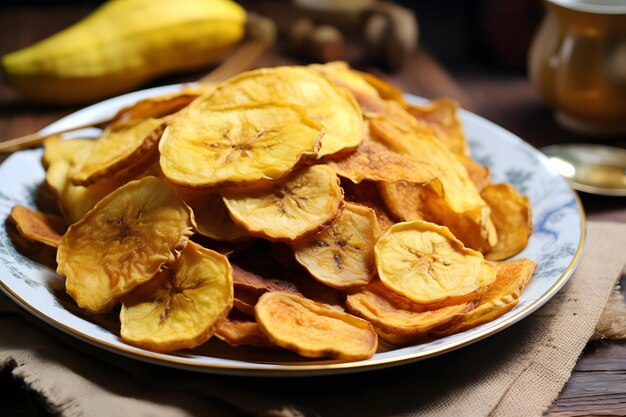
1, 221, 625, 417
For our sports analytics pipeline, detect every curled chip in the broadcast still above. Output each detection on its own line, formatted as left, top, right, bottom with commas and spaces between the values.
341, 179, 396, 231
482, 183, 532, 261
177, 188, 248, 242
435, 258, 536, 335
232, 264, 300, 296
293, 202, 381, 289
222, 165, 343, 242
206, 66, 363, 158
233, 288, 260, 316
378, 180, 430, 222
42, 136, 94, 169
346, 279, 473, 345
255, 292, 378, 360
120, 242, 233, 352
407, 99, 469, 156
9, 205, 66, 248
57, 176, 195, 313
328, 124, 436, 185
375, 220, 496, 305
215, 318, 275, 348
160, 102, 321, 188
70, 118, 165, 186
370, 117, 497, 253
110, 91, 201, 128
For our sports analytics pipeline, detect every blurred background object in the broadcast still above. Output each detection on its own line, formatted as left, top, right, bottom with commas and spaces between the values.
529, 0, 626, 136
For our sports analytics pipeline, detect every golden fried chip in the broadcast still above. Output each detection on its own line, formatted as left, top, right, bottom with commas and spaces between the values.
6, 219, 57, 270
375, 220, 496, 305
110, 91, 200, 128
435, 258, 536, 335
160, 102, 322, 188
371, 117, 497, 252
341, 179, 396, 231
215, 318, 275, 348
255, 292, 377, 360
9, 205, 66, 248
481, 183, 533, 261
407, 99, 469, 156
222, 165, 343, 242
70, 118, 165, 186
293, 202, 380, 289
206, 66, 363, 158
42, 136, 94, 169
233, 288, 260, 316
378, 180, 429, 222
232, 264, 300, 296
57, 176, 195, 313
460, 155, 491, 192
120, 242, 233, 352
346, 279, 473, 345
357, 70, 407, 107
328, 124, 436, 184
177, 187, 248, 242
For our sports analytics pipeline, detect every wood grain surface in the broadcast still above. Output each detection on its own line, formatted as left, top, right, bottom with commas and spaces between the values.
0, 3, 625, 416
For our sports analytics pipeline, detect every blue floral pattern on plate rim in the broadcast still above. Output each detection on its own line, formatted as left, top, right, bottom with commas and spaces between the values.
0, 86, 585, 377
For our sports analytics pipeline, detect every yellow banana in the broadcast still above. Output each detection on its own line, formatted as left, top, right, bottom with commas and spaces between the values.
1, 0, 245, 105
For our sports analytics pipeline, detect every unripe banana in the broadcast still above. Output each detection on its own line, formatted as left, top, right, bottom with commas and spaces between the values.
1, 0, 246, 105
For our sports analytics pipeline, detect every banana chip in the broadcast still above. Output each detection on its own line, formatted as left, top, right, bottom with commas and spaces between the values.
293, 202, 380, 289
110, 91, 200, 128
255, 292, 378, 360
177, 188, 248, 242
371, 117, 497, 252
206, 66, 363, 158
160, 102, 322, 187
482, 183, 533, 261
42, 136, 94, 169
435, 258, 536, 335
341, 179, 396, 231
328, 124, 436, 184
57, 176, 195, 313
215, 318, 275, 348
233, 288, 260, 316
407, 99, 469, 156
70, 118, 164, 186
222, 165, 343, 241
232, 263, 300, 296
375, 220, 496, 305
9, 205, 66, 248
378, 180, 429, 222
120, 242, 233, 352
346, 279, 473, 345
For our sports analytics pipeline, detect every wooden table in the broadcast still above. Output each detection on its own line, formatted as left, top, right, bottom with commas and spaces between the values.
1, 4, 625, 416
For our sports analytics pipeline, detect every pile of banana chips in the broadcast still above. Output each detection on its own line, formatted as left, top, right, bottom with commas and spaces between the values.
8, 62, 535, 362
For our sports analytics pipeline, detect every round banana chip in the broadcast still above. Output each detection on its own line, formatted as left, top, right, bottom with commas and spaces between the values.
375, 220, 496, 305
346, 279, 473, 345
120, 241, 233, 352
160, 102, 322, 188
255, 292, 378, 360
57, 176, 195, 313
293, 202, 381, 289
70, 118, 165, 186
177, 187, 248, 242
206, 66, 363, 158
222, 164, 343, 241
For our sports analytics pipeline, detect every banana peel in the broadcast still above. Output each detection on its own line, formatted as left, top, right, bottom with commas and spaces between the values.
1, 0, 246, 105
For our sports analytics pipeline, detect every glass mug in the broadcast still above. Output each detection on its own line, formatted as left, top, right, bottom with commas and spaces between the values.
529, 0, 626, 135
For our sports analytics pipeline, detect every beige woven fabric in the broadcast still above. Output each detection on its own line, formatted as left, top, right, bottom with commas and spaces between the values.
1, 221, 625, 417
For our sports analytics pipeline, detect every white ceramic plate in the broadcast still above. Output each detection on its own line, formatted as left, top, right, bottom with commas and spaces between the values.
0, 85, 585, 377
